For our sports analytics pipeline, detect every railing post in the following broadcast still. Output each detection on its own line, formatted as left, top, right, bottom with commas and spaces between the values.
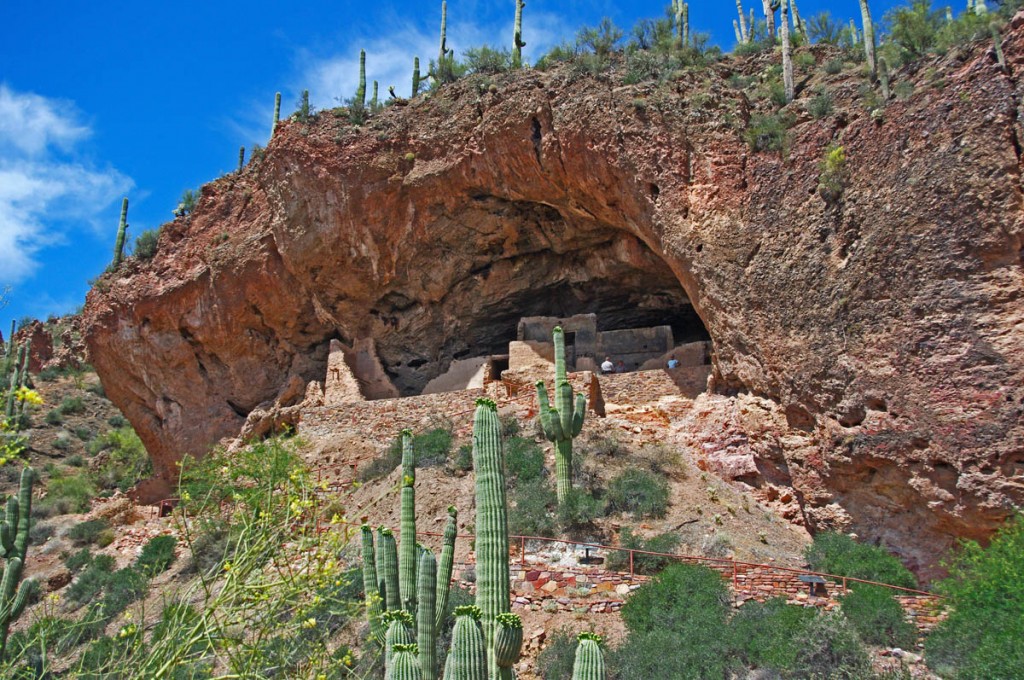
732, 560, 737, 587
843, 576, 848, 593
629, 550, 634, 578
520, 535, 526, 565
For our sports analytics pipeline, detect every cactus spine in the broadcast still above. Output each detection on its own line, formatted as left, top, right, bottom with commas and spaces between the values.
859, 0, 876, 79
272, 92, 281, 136
0, 467, 36, 661
390, 643, 423, 680
535, 327, 587, 504
112, 197, 129, 267
357, 49, 367, 106
571, 633, 606, 680
443, 606, 487, 680
413, 58, 422, 96
472, 398, 515, 678
512, 0, 526, 68
493, 613, 523, 680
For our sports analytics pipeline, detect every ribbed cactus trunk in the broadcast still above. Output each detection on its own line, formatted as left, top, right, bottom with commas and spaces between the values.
384, 611, 416, 680
0, 467, 36, 662
512, 0, 526, 68
272, 92, 281, 137
536, 327, 587, 505
399, 431, 418, 615
493, 613, 523, 680
390, 644, 423, 680
361, 526, 386, 644
781, 0, 794, 102
438, 1, 448, 68
380, 528, 401, 612
112, 197, 129, 267
992, 23, 1006, 69
417, 551, 438, 678
357, 49, 367, 106
859, 0, 876, 78
571, 634, 606, 680
4, 345, 25, 421
372, 81, 379, 107
413, 58, 421, 96
238, 146, 245, 171
435, 506, 458, 631
736, 0, 749, 42
762, 0, 776, 40
443, 606, 488, 680
472, 399, 511, 679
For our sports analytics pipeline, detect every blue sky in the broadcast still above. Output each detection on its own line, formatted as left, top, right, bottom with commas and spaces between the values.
0, 0, 915, 331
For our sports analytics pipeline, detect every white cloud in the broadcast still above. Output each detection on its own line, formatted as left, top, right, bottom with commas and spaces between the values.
0, 84, 133, 284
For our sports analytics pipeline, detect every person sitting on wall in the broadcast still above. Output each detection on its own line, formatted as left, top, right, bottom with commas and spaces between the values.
616, 360, 626, 373
667, 355, 680, 369
601, 357, 614, 373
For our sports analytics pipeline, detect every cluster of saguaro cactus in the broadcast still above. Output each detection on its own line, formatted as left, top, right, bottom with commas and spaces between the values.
535, 327, 587, 505
361, 430, 458, 678
0, 467, 36, 661
735, 0, 749, 44
571, 633, 606, 680
390, 643, 422, 680
672, 0, 689, 48
112, 197, 129, 268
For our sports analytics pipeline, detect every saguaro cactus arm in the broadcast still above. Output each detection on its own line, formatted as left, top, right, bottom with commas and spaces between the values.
494, 612, 523, 680
416, 550, 438, 679
571, 633, 606, 680
399, 430, 418, 614
443, 606, 487, 680
434, 505, 458, 631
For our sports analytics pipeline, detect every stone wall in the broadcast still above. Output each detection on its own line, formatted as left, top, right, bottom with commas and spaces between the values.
597, 325, 674, 371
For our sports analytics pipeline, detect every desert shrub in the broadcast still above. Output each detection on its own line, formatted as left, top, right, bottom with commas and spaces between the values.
728, 597, 817, 674
68, 519, 111, 546
536, 627, 578, 679
44, 409, 64, 425
744, 112, 794, 153
182, 520, 235, 577
107, 414, 128, 428
825, 57, 845, 74
73, 426, 94, 441
463, 45, 512, 74
137, 535, 177, 576
534, 42, 577, 70
58, 396, 86, 415
805, 532, 918, 588
357, 446, 401, 481
841, 584, 916, 648
134, 229, 160, 260
615, 563, 731, 679
795, 51, 817, 70
101, 567, 148, 617
508, 478, 557, 538
29, 520, 55, 544
556, 487, 603, 536
52, 433, 73, 451
605, 468, 669, 518
85, 382, 105, 397
807, 11, 846, 44
64, 547, 93, 573
808, 86, 834, 119
585, 434, 621, 458
362, 426, 453, 479
505, 436, 544, 483
925, 515, 1024, 679
886, 0, 943, 63
67, 554, 117, 607
791, 610, 872, 679
39, 468, 96, 515
452, 443, 473, 473
606, 528, 681, 574
89, 426, 151, 492
67, 454, 85, 467
577, 17, 624, 60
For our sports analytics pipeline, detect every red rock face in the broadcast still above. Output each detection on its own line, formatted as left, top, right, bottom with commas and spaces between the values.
83, 23, 1024, 576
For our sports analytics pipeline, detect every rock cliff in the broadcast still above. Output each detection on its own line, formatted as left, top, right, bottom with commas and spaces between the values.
83, 20, 1024, 575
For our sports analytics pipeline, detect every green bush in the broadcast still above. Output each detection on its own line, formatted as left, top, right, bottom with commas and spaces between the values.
808, 87, 834, 119
505, 436, 544, 483
107, 414, 128, 428
555, 487, 603, 536
791, 610, 872, 679
841, 584, 916, 648
73, 426, 94, 441
825, 57, 845, 74
64, 547, 93, 573
805, 532, 918, 588
925, 515, 1024, 679
133, 229, 160, 260
67, 555, 117, 607
744, 113, 794, 153
44, 409, 64, 426
463, 45, 512, 74
615, 563, 731, 679
606, 528, 681, 575
886, 0, 943, 63
536, 627, 580, 679
89, 426, 152, 492
58, 396, 86, 415
509, 478, 557, 538
729, 597, 817, 674
362, 426, 453, 480
452, 444, 473, 473
137, 535, 177, 576
68, 519, 111, 546
40, 468, 96, 515
606, 468, 669, 518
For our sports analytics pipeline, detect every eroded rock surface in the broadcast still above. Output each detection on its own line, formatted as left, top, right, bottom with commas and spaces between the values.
83, 22, 1024, 576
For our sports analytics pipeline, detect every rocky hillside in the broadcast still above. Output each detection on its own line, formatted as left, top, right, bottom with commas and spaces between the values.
83, 17, 1023, 577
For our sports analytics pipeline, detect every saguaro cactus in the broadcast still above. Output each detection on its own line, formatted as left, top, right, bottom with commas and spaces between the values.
571, 633, 606, 680
238, 146, 245, 171
736, 0, 749, 42
494, 613, 523, 680
272, 92, 281, 137
384, 610, 416, 679
859, 0, 876, 78
443, 606, 487, 680
512, 0, 526, 68
379, 527, 401, 611
399, 430, 418, 614
992, 22, 1006, 69
472, 398, 516, 678
390, 644, 423, 680
357, 49, 367, 106
435, 506, 458, 631
0, 467, 36, 661
781, 0, 794, 102
361, 526, 386, 644
535, 327, 587, 504
438, 1, 448, 67
112, 197, 129, 267
413, 57, 422, 96
416, 551, 438, 678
